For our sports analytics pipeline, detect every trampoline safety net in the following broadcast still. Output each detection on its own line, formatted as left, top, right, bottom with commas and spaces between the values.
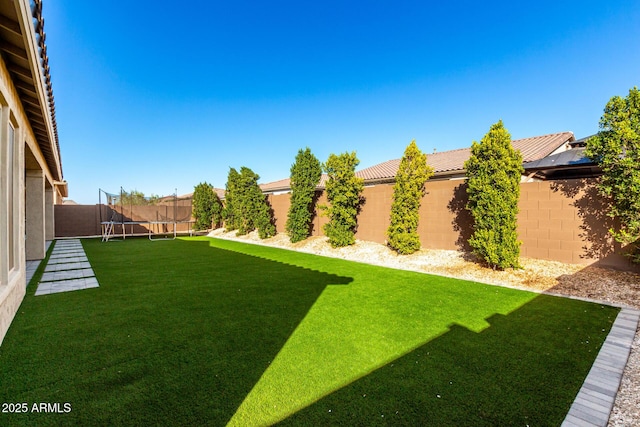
99, 188, 194, 241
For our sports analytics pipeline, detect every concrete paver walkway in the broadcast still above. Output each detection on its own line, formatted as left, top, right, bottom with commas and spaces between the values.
562, 307, 640, 427
35, 239, 99, 296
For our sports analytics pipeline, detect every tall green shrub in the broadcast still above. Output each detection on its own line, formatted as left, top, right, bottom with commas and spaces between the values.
387, 141, 434, 254
192, 182, 222, 231
235, 167, 276, 239
585, 86, 640, 263
322, 152, 364, 247
211, 191, 224, 228
286, 148, 322, 243
223, 168, 242, 232
464, 121, 523, 269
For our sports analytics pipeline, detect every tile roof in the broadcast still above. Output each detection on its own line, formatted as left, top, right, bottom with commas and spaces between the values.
513, 131, 575, 161
178, 189, 225, 200
260, 131, 575, 191
357, 131, 575, 181
260, 175, 330, 192
260, 177, 294, 192
213, 188, 226, 199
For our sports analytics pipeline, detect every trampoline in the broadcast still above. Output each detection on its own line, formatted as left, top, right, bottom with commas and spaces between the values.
99, 188, 195, 242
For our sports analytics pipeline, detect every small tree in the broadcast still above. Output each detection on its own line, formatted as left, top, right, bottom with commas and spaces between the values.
464, 120, 523, 269
585, 86, 640, 263
211, 191, 224, 228
120, 190, 159, 206
223, 168, 242, 232
286, 148, 322, 243
322, 151, 364, 247
235, 167, 276, 239
192, 182, 222, 231
387, 140, 433, 254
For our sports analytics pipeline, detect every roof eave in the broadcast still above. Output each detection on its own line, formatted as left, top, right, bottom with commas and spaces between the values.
8, 0, 62, 181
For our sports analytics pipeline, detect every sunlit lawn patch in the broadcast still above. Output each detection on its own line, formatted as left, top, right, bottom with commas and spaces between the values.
0, 237, 618, 426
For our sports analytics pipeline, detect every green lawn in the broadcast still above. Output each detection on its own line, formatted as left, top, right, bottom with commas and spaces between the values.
0, 237, 619, 426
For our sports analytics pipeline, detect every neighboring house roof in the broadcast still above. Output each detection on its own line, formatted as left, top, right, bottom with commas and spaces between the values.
569, 134, 595, 148
523, 147, 593, 170
213, 188, 225, 199
261, 131, 576, 193
357, 131, 576, 182
177, 188, 224, 200
260, 175, 330, 193
523, 147, 601, 180
260, 177, 294, 193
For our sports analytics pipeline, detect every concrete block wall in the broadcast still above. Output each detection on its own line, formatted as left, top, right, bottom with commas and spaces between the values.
55, 204, 195, 238
356, 185, 393, 243
518, 179, 630, 270
266, 193, 291, 233
55, 177, 638, 271
55, 205, 102, 237
419, 180, 472, 251
264, 177, 636, 271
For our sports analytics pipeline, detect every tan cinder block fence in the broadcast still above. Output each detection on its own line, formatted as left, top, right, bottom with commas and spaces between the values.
55, 204, 193, 237
265, 178, 636, 271
55, 205, 104, 237
56, 178, 638, 271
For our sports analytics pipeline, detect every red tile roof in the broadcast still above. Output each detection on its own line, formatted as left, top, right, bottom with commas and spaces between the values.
260, 131, 575, 192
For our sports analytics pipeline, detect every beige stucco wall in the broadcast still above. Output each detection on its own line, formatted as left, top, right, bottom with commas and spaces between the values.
26, 170, 46, 260
0, 49, 60, 345
0, 60, 26, 345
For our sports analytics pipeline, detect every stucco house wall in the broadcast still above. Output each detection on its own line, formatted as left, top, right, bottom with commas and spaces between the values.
0, 0, 65, 345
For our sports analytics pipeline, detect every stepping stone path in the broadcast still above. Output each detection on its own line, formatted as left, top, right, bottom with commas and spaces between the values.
35, 239, 99, 296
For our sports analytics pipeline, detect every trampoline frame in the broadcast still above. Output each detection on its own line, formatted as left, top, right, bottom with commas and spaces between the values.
99, 188, 194, 242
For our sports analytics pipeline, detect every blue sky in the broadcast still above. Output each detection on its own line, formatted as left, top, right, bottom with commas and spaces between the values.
45, 1, 640, 204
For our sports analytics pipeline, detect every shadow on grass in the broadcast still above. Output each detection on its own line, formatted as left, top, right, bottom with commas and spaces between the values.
278, 294, 618, 426
0, 238, 352, 426
0, 238, 621, 426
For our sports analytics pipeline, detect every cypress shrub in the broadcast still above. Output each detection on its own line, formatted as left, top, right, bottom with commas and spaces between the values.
585, 87, 640, 263
192, 182, 222, 231
286, 148, 322, 243
322, 152, 364, 247
387, 141, 433, 254
235, 167, 276, 239
223, 168, 242, 232
464, 121, 523, 269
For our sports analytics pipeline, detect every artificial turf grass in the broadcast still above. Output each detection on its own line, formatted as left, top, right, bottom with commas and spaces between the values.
1, 237, 350, 426
278, 295, 614, 426
0, 237, 619, 426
